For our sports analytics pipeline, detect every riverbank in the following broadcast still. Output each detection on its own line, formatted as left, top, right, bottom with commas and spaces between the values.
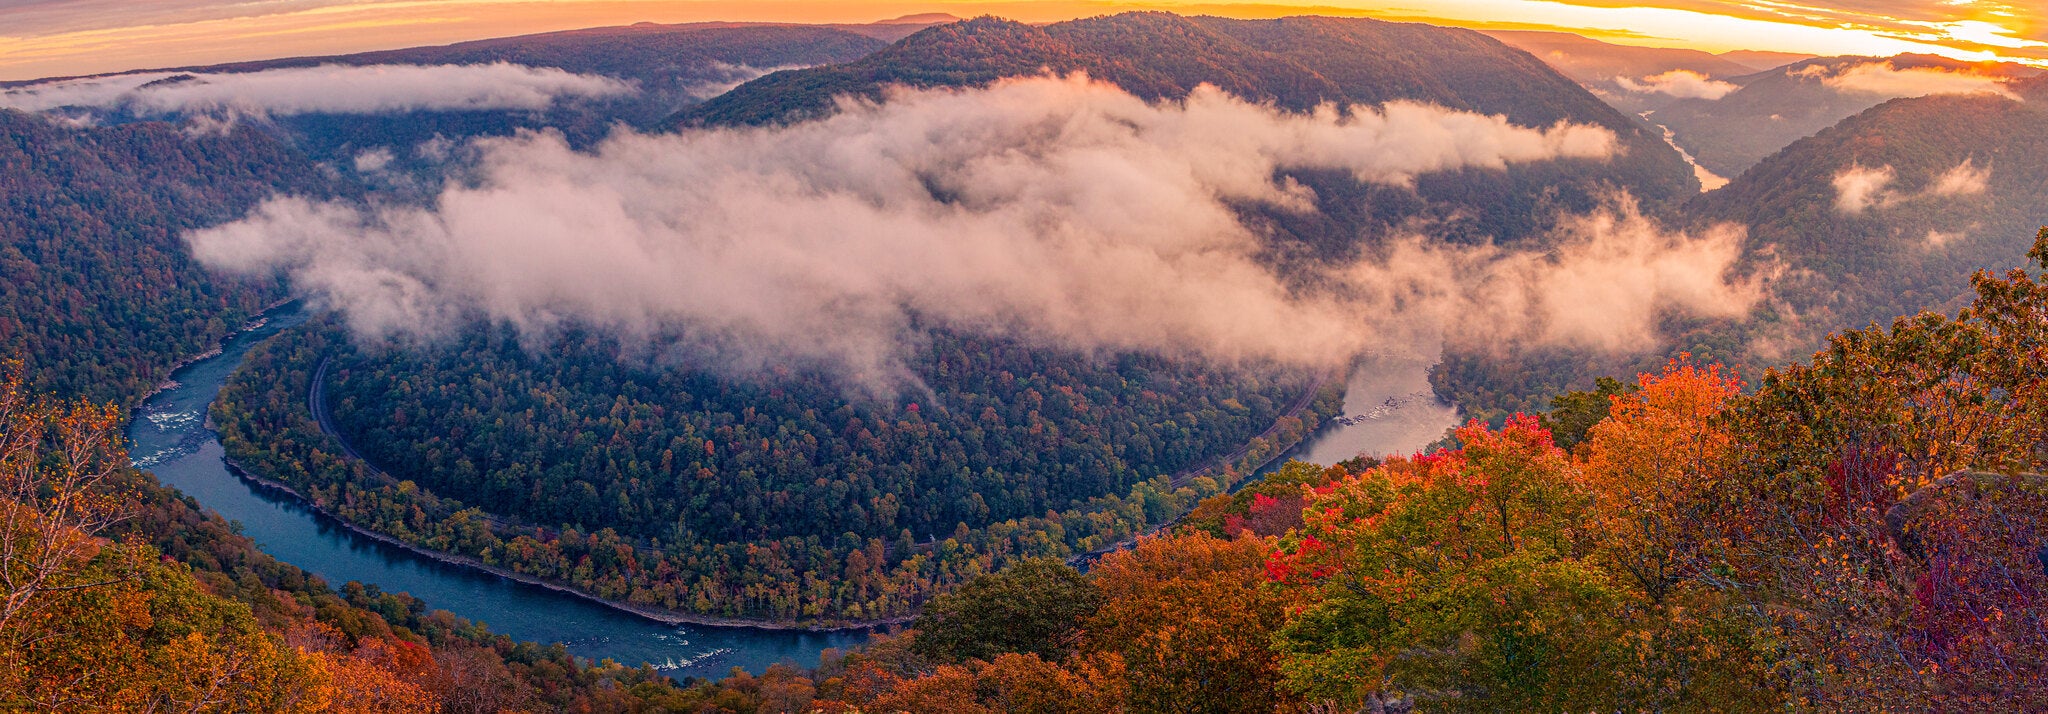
1071, 371, 1343, 565
220, 456, 903, 633
137, 298, 296, 405
295, 356, 1339, 623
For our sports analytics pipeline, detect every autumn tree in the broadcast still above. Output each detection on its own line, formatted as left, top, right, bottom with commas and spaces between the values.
1085, 532, 1290, 714
1710, 231, 2048, 706
1270, 417, 1629, 710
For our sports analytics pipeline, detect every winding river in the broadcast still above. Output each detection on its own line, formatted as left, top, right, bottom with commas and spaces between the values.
126, 304, 1459, 677
127, 304, 865, 678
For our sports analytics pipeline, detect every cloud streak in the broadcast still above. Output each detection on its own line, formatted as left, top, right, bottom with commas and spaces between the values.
187, 75, 1755, 389
1794, 60, 2020, 100
0, 62, 633, 117
1833, 159, 1989, 215
1615, 70, 1739, 100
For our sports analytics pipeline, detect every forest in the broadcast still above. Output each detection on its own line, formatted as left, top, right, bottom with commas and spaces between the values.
635, 229, 2048, 712
0, 109, 318, 404
212, 322, 1341, 623
0, 362, 733, 712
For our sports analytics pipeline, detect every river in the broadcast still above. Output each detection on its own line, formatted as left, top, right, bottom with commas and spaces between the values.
1274, 353, 1463, 469
125, 304, 1458, 678
126, 304, 865, 679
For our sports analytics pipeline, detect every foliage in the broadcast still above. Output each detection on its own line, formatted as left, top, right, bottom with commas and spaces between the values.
213, 321, 1340, 623
1540, 374, 1637, 452
0, 110, 318, 405
910, 557, 1101, 664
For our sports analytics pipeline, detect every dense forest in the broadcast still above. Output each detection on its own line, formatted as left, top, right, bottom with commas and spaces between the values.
1433, 75, 2048, 422
213, 321, 1341, 623
0, 363, 749, 712
646, 229, 2048, 712
0, 109, 326, 404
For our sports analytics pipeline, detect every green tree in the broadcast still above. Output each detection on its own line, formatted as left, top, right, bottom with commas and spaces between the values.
910, 557, 1102, 663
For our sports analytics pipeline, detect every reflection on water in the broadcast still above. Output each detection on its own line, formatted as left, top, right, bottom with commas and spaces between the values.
126, 305, 865, 678
1267, 353, 1463, 470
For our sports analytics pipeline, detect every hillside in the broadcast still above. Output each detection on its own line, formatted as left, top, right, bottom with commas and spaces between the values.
1654, 54, 2043, 177
1691, 85, 2048, 333
1485, 30, 1758, 113
684, 13, 1699, 248
1431, 82, 2048, 421
614, 230, 2048, 710
0, 110, 324, 403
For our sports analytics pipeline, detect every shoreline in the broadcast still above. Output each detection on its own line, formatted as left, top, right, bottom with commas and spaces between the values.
137, 297, 296, 404
1070, 370, 1340, 565
264, 332, 1334, 633
220, 457, 904, 633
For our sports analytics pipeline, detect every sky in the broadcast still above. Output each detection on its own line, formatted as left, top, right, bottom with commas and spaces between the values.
1, 0, 2042, 81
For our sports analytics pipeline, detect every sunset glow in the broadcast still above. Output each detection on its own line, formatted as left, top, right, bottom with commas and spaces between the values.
2, 0, 2044, 81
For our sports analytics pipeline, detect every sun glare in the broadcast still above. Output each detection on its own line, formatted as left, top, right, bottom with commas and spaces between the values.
2, 0, 2046, 80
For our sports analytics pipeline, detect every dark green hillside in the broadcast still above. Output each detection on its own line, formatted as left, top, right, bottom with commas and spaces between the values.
0, 110, 327, 403
684, 14, 1697, 248
214, 317, 1339, 623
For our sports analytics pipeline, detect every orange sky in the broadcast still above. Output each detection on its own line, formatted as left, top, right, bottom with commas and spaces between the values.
2, 0, 2043, 81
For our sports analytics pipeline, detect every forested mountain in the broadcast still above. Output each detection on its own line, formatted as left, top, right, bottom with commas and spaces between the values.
215, 320, 1339, 624
199, 11, 1708, 626
5, 23, 898, 178
223, 23, 896, 149
1653, 54, 2043, 177
1485, 30, 1763, 113
600, 231, 2048, 711
1432, 81, 2048, 421
685, 13, 1699, 248
0, 110, 319, 403
1696, 82, 2048, 324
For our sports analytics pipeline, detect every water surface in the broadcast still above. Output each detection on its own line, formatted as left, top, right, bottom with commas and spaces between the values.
128, 305, 865, 678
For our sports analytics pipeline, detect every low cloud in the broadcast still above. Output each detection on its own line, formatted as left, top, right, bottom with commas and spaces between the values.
1928, 158, 1990, 196
0, 63, 633, 117
1833, 159, 1989, 214
681, 62, 809, 101
1615, 70, 1739, 100
1795, 61, 2018, 100
1833, 164, 1895, 214
188, 75, 1753, 389
352, 148, 396, 173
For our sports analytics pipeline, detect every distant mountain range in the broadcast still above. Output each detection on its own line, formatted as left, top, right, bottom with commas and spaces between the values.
1652, 54, 2043, 178
1484, 30, 1798, 114
685, 13, 1698, 250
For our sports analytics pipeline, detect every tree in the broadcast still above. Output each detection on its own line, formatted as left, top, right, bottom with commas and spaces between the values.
0, 362, 130, 633
1539, 375, 1637, 452
910, 557, 1101, 663
1085, 532, 1288, 714
1271, 417, 1629, 711
1580, 358, 1740, 604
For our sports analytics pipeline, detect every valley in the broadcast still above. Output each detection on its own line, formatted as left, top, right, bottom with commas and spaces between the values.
2, 6, 2045, 711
